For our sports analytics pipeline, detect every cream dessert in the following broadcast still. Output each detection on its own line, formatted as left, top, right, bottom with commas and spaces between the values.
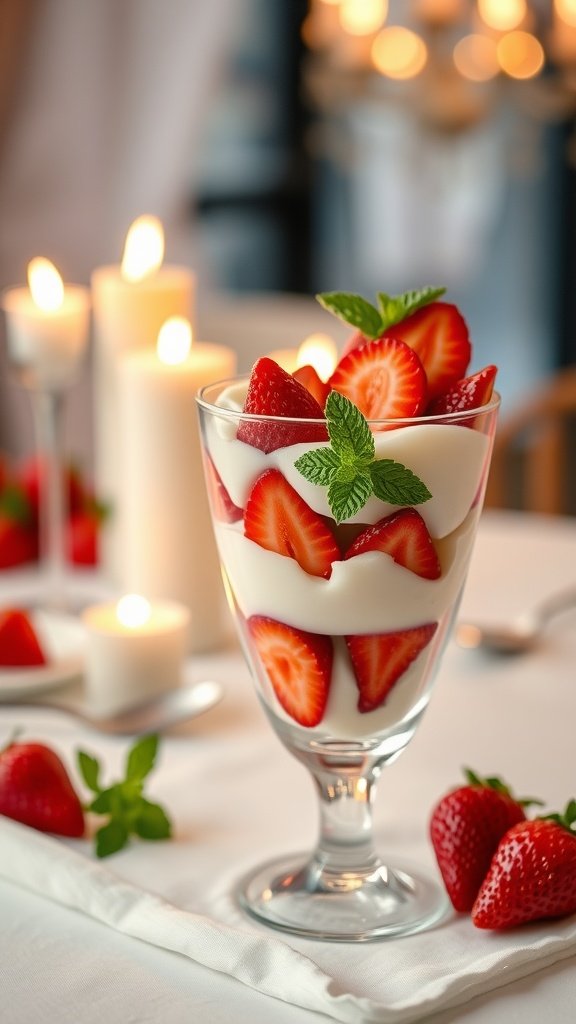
197, 287, 498, 742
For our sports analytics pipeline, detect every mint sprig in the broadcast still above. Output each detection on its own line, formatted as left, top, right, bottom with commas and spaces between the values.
317, 285, 445, 339
294, 391, 431, 524
77, 734, 172, 858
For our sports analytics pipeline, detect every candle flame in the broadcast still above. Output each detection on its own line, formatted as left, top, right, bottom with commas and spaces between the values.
156, 316, 192, 365
116, 594, 151, 629
27, 258, 64, 312
296, 333, 338, 380
121, 215, 165, 282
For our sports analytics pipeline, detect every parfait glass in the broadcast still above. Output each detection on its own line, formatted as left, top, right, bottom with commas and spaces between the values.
197, 379, 499, 942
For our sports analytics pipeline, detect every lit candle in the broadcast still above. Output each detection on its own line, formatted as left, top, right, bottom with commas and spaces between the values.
296, 332, 338, 379
116, 318, 236, 653
81, 594, 190, 713
1, 258, 90, 390
265, 347, 299, 373
91, 215, 196, 580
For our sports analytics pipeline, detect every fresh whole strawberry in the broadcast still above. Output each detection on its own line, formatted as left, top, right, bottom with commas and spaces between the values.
430, 770, 530, 913
382, 302, 471, 401
427, 365, 497, 417
248, 615, 333, 727
0, 608, 47, 667
0, 738, 85, 837
18, 456, 86, 521
328, 337, 428, 422
244, 468, 340, 578
0, 513, 38, 569
66, 511, 100, 566
345, 623, 437, 713
344, 508, 441, 580
237, 357, 328, 453
472, 803, 576, 929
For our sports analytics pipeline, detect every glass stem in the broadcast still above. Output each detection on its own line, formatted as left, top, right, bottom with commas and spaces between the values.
309, 765, 382, 883
33, 388, 67, 610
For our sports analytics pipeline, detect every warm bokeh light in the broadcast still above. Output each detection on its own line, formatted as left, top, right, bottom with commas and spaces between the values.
265, 348, 299, 373
121, 215, 165, 282
372, 26, 428, 79
415, 0, 464, 24
477, 0, 527, 32
555, 0, 576, 27
116, 594, 151, 629
453, 33, 500, 81
339, 0, 387, 36
296, 333, 338, 379
27, 258, 64, 312
156, 316, 192, 366
497, 31, 544, 79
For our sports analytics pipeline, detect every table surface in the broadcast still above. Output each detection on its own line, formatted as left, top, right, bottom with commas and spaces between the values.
1, 509, 575, 1024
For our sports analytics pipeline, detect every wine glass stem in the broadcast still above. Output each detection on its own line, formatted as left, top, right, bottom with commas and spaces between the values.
33, 388, 67, 609
311, 767, 381, 880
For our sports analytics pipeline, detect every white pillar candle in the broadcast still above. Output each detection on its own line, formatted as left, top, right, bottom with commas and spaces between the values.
82, 594, 190, 714
116, 318, 236, 653
1, 258, 90, 390
91, 216, 196, 580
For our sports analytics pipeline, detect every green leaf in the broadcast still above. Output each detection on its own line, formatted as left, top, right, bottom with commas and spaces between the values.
377, 286, 446, 331
326, 391, 374, 464
89, 787, 115, 815
133, 799, 172, 840
77, 751, 101, 793
370, 460, 432, 506
294, 447, 340, 487
327, 472, 373, 524
126, 734, 158, 782
316, 292, 383, 340
95, 819, 129, 859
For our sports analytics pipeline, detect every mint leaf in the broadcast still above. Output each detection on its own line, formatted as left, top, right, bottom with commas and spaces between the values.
76, 734, 172, 858
294, 447, 339, 487
295, 390, 432, 522
377, 286, 446, 331
126, 734, 158, 782
316, 292, 383, 340
326, 391, 374, 464
370, 459, 432, 506
77, 751, 100, 793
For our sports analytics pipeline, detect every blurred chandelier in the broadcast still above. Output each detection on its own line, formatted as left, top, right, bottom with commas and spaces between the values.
302, 0, 576, 132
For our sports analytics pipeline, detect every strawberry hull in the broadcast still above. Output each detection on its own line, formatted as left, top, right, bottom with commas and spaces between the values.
198, 378, 498, 743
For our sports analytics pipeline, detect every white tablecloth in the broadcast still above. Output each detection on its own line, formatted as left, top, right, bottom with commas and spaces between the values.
1, 509, 575, 1024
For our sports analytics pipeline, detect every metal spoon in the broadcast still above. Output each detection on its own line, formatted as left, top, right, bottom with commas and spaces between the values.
2, 680, 223, 735
456, 586, 576, 655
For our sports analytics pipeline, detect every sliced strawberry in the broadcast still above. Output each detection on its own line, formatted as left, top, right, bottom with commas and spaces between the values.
327, 337, 427, 422
244, 469, 340, 578
292, 364, 330, 409
344, 508, 441, 580
248, 615, 332, 727
237, 357, 328, 453
426, 364, 497, 416
341, 329, 371, 359
345, 623, 438, 712
0, 608, 47, 667
383, 302, 471, 401
203, 453, 243, 523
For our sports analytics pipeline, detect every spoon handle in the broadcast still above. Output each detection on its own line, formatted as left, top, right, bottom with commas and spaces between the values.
537, 586, 576, 625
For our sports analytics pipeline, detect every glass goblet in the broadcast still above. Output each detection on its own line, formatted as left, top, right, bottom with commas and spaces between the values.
197, 379, 499, 941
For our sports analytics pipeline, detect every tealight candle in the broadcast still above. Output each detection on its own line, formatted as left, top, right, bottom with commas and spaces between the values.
1, 258, 90, 390
116, 317, 236, 653
296, 332, 338, 379
91, 215, 196, 579
81, 594, 190, 713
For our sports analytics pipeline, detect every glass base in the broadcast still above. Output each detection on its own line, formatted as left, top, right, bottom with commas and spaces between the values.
238, 852, 449, 942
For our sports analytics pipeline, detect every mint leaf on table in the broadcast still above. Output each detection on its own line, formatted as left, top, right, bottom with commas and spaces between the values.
294, 391, 431, 524
77, 734, 172, 858
316, 285, 445, 338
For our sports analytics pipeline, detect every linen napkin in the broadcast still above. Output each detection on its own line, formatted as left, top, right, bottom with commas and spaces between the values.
1, 815, 576, 1024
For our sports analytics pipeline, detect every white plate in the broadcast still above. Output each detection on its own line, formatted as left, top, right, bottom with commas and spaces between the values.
0, 610, 86, 700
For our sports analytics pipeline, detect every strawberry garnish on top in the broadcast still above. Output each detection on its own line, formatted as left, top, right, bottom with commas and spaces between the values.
429, 770, 530, 913
328, 337, 427, 422
427, 364, 497, 416
244, 468, 340, 578
344, 508, 441, 580
248, 615, 333, 727
292, 364, 330, 409
345, 623, 437, 713
382, 302, 471, 401
0, 608, 47, 667
237, 357, 328, 453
